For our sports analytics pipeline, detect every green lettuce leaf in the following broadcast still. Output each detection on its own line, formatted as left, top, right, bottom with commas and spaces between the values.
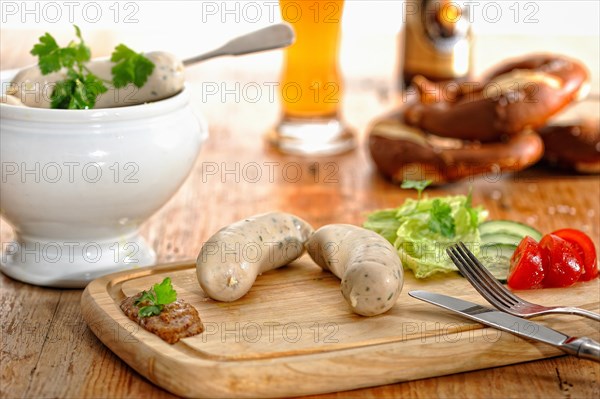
364, 195, 488, 278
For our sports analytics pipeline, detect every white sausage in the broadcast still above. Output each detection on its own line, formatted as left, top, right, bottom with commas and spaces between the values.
7, 52, 184, 109
306, 224, 403, 316
197, 212, 314, 302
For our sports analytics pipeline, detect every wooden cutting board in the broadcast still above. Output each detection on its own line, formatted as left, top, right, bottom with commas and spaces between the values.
80, 256, 600, 398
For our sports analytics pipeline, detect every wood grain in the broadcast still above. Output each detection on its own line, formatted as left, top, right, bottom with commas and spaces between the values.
2, 33, 600, 398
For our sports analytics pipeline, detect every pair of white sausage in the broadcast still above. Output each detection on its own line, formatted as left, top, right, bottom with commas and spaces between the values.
5, 52, 184, 108
196, 212, 404, 316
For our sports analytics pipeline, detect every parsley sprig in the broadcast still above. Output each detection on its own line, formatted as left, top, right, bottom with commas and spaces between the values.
134, 277, 178, 318
401, 179, 432, 200
111, 44, 155, 88
465, 187, 480, 229
428, 199, 455, 238
400, 179, 479, 238
30, 25, 155, 109
31, 25, 90, 74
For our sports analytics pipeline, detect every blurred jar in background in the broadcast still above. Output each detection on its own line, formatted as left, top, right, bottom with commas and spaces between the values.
401, 0, 473, 89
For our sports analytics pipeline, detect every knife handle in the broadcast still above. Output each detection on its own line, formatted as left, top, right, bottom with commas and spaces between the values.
563, 337, 600, 362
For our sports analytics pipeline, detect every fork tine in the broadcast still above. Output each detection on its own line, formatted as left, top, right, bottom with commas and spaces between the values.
446, 245, 498, 303
447, 244, 513, 309
446, 245, 506, 309
446, 246, 476, 281
456, 242, 520, 307
455, 243, 517, 308
457, 242, 520, 305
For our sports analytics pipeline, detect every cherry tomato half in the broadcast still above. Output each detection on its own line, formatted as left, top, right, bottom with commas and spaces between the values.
551, 228, 599, 281
539, 234, 584, 288
507, 236, 545, 290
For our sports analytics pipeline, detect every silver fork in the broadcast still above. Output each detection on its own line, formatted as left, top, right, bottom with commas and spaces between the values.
447, 242, 600, 322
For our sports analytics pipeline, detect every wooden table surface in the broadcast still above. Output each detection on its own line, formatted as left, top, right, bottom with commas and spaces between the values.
2, 33, 600, 398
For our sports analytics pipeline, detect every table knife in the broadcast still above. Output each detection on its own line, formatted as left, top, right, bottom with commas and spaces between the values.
409, 290, 600, 362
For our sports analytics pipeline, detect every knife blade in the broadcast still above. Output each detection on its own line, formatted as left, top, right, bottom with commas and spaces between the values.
409, 290, 600, 362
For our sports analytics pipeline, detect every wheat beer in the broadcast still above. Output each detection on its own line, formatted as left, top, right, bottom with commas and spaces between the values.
279, 0, 344, 118
270, 0, 354, 155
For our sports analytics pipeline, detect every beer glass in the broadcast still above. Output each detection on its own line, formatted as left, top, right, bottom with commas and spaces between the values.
268, 0, 355, 155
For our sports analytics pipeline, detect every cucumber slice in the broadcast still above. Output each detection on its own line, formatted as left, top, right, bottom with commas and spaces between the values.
479, 220, 542, 242
480, 232, 523, 247
470, 220, 542, 283
477, 243, 517, 283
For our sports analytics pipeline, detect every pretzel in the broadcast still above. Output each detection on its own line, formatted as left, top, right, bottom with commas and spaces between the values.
403, 54, 590, 142
368, 115, 544, 185
539, 119, 600, 174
